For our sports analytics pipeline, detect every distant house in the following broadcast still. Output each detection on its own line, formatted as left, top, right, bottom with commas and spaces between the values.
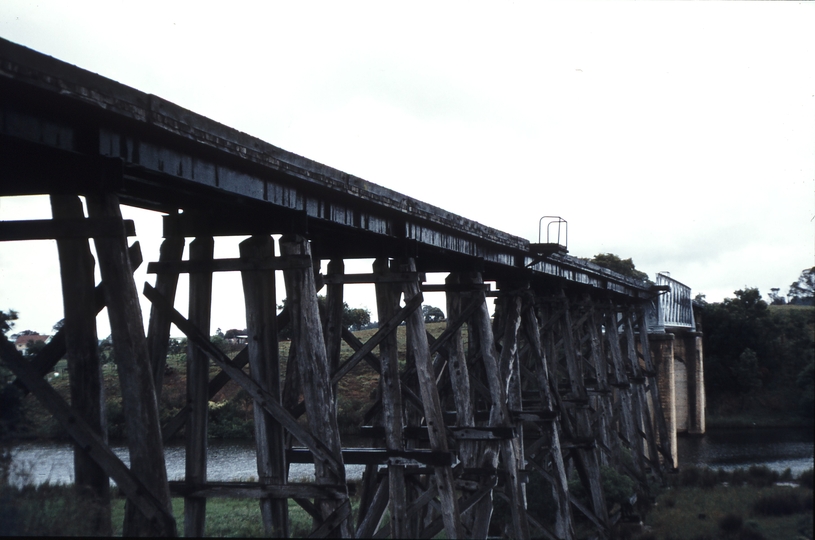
14, 334, 49, 353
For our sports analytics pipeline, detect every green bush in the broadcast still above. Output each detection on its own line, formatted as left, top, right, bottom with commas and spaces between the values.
799, 467, 813, 489
751, 491, 808, 516
746, 465, 778, 488
208, 390, 254, 439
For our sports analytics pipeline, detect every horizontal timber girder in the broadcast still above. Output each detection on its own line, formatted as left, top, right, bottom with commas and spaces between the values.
0, 36, 652, 301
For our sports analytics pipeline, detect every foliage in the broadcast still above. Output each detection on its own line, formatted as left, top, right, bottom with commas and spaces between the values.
700, 287, 815, 417
588, 253, 651, 283
167, 337, 186, 355
0, 309, 18, 335
787, 266, 815, 306
98, 335, 115, 365
342, 304, 371, 331
422, 305, 445, 323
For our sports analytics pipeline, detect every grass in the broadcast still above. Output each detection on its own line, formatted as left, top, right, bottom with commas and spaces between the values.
638, 467, 814, 540
2, 482, 350, 537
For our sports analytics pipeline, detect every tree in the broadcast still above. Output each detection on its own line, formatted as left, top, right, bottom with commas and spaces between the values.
768, 288, 786, 306
342, 305, 371, 331
422, 305, 445, 323
588, 253, 650, 283
1, 309, 18, 336
787, 267, 815, 306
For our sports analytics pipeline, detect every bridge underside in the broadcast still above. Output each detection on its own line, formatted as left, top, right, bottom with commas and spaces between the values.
1, 37, 680, 538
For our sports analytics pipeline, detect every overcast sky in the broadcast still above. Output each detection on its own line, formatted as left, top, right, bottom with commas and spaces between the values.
1, 1, 813, 338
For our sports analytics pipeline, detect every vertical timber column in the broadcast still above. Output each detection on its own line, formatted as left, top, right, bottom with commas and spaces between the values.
560, 295, 608, 530
401, 258, 463, 539
50, 194, 111, 535
586, 306, 614, 469
603, 307, 639, 468
86, 191, 175, 537
240, 236, 287, 537
684, 332, 705, 435
324, 259, 345, 395
280, 235, 352, 538
635, 308, 670, 480
464, 273, 529, 540
650, 333, 677, 469
521, 295, 575, 540
146, 234, 185, 394
185, 237, 213, 537
373, 258, 408, 539
445, 273, 478, 536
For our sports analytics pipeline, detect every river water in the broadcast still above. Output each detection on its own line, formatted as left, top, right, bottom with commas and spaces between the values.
7, 428, 813, 487
676, 427, 814, 476
7, 439, 367, 488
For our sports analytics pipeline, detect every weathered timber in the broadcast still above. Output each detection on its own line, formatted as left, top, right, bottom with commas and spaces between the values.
142, 284, 343, 479
279, 235, 352, 538
169, 482, 349, 500
636, 307, 674, 476
147, 255, 311, 274
146, 235, 184, 394
558, 295, 608, 534
324, 259, 344, 395
623, 310, 655, 481
85, 191, 175, 537
184, 236, 213, 537
521, 293, 575, 540
372, 257, 408, 539
240, 235, 288, 537
493, 289, 530, 540
14, 242, 142, 395
0, 217, 135, 240
0, 338, 176, 535
401, 257, 463, 539
160, 347, 248, 442
50, 194, 111, 535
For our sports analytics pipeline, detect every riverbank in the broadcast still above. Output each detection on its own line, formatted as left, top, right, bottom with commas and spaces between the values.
637, 466, 814, 540
706, 413, 814, 430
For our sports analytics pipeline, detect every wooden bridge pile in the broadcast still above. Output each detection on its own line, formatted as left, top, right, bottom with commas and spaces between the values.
0, 36, 675, 538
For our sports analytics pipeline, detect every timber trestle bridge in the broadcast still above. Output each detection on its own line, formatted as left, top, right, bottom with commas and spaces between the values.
0, 38, 702, 538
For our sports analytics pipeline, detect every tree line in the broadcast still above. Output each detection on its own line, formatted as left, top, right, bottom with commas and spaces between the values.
698, 273, 814, 421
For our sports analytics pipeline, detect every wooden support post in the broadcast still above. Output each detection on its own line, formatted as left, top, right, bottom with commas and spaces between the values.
604, 308, 644, 480
585, 305, 615, 468
185, 237, 213, 537
324, 259, 344, 395
240, 235, 288, 537
623, 310, 657, 481
400, 258, 463, 539
558, 295, 608, 533
146, 234, 185, 394
635, 308, 673, 477
85, 191, 175, 537
280, 235, 352, 538
50, 194, 111, 535
372, 257, 408, 540
444, 274, 477, 534
463, 273, 529, 540
521, 294, 575, 540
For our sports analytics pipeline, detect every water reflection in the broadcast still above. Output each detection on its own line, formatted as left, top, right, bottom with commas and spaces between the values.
9, 428, 813, 487
677, 427, 814, 475
9, 439, 367, 487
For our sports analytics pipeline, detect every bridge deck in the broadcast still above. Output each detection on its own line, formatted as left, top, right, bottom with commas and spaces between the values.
1, 37, 648, 299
